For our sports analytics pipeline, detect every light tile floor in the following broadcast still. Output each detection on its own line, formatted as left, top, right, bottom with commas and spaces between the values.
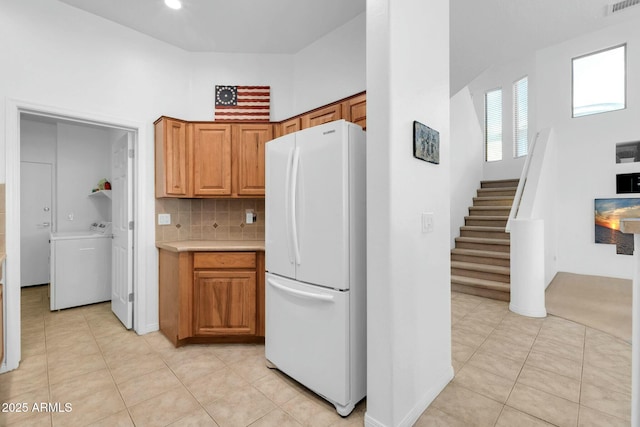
0, 286, 632, 426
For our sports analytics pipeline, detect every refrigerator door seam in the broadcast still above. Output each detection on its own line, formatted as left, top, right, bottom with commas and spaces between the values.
285, 147, 295, 264
291, 147, 302, 266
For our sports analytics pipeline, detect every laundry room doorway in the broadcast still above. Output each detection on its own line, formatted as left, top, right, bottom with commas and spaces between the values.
3, 100, 153, 374
19, 115, 135, 329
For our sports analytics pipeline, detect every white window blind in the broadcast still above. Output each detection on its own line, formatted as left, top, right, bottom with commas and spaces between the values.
485, 89, 502, 162
573, 44, 626, 117
514, 77, 528, 157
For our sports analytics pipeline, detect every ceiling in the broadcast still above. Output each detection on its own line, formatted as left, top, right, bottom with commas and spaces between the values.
56, 0, 639, 94
56, 0, 366, 54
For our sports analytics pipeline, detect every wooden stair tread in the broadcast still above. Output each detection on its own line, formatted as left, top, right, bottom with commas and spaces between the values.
465, 215, 509, 220
477, 187, 518, 193
451, 275, 510, 292
481, 179, 520, 186
469, 206, 511, 211
451, 261, 510, 274
455, 236, 510, 245
460, 226, 507, 232
451, 248, 510, 259
473, 196, 515, 201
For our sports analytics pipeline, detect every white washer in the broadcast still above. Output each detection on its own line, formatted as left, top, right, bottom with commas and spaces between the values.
50, 224, 112, 311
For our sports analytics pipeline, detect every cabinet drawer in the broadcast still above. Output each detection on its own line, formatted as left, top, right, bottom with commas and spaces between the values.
193, 252, 256, 269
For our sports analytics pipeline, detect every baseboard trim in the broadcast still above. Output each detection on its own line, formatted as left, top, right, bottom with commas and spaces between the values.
364, 413, 387, 427
509, 302, 546, 318
364, 365, 454, 427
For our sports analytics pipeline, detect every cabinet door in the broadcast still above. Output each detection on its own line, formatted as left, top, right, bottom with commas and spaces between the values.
300, 104, 342, 129
342, 93, 366, 130
233, 124, 272, 197
193, 270, 257, 336
277, 117, 301, 137
155, 118, 188, 197
192, 124, 232, 196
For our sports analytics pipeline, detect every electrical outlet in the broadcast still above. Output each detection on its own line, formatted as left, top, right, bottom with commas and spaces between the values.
158, 213, 171, 225
245, 209, 257, 224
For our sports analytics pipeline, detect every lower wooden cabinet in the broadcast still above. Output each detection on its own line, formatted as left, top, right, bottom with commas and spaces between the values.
159, 250, 265, 346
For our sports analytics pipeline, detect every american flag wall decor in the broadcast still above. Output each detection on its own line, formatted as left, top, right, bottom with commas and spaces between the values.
214, 85, 270, 122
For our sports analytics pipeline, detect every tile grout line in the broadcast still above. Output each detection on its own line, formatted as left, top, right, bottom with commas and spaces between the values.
497, 313, 546, 426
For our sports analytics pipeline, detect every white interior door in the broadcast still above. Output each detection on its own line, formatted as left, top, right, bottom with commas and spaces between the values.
20, 161, 52, 286
111, 133, 133, 328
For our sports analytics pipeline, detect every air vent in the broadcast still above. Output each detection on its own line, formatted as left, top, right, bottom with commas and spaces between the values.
607, 0, 640, 15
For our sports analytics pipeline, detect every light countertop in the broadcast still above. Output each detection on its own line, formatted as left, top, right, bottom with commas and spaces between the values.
156, 240, 265, 252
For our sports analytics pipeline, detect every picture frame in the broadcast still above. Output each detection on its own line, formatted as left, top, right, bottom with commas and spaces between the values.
594, 198, 640, 255
413, 120, 439, 164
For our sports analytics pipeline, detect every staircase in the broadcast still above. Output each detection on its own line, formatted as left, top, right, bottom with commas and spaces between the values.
451, 179, 519, 301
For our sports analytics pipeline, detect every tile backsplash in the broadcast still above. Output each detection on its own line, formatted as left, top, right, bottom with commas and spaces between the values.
155, 198, 265, 242
0, 184, 4, 253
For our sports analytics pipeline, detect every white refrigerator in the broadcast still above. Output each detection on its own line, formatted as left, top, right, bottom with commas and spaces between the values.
265, 120, 366, 416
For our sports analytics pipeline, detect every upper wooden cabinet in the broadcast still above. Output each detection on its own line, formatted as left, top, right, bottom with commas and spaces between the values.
277, 117, 301, 137
192, 124, 232, 196
155, 117, 271, 198
301, 104, 343, 129
343, 93, 367, 130
155, 118, 189, 197
233, 124, 272, 197
155, 93, 365, 198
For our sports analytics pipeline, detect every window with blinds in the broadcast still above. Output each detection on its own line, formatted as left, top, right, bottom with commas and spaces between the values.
514, 77, 528, 157
485, 89, 502, 162
573, 44, 626, 117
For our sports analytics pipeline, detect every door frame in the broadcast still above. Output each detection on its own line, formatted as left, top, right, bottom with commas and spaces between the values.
2, 99, 157, 373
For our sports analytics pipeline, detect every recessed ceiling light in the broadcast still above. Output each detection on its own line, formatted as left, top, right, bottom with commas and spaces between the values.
164, 0, 182, 10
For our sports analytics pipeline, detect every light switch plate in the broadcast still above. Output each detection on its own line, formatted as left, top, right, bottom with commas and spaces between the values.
158, 213, 171, 225
422, 212, 434, 233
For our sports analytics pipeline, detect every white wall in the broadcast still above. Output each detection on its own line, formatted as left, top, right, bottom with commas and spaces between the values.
56, 123, 111, 232
366, 0, 452, 426
537, 19, 640, 279
466, 56, 536, 181
293, 13, 366, 114
20, 119, 56, 164
187, 53, 295, 121
450, 87, 484, 247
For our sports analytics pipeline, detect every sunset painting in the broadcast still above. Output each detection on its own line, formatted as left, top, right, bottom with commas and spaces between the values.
594, 198, 640, 255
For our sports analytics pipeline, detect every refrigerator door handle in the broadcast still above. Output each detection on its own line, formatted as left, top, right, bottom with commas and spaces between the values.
267, 278, 334, 302
284, 147, 295, 264
290, 147, 302, 265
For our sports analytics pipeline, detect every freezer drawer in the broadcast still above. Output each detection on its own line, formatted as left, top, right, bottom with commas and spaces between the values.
265, 273, 350, 407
